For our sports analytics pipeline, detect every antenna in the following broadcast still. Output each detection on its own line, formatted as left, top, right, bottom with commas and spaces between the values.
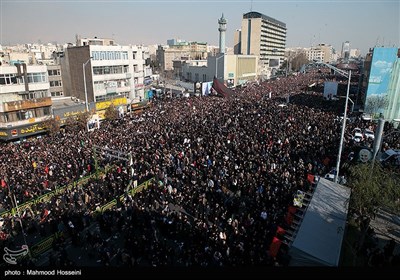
250, 0, 253, 12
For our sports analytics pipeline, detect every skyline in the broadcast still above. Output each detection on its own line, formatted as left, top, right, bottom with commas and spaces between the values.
1, 0, 399, 56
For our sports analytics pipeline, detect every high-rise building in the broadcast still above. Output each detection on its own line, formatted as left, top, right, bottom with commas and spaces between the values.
235, 11, 286, 74
233, 29, 241, 55
341, 41, 350, 61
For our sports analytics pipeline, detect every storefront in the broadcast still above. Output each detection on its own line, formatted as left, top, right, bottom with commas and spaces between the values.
0, 122, 47, 141
129, 101, 149, 114
53, 104, 87, 125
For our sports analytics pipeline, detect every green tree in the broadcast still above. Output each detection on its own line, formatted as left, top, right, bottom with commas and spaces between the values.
348, 162, 400, 220
347, 162, 400, 259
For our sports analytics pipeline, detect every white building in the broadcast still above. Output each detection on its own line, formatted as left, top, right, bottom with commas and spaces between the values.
0, 64, 52, 140
62, 44, 150, 103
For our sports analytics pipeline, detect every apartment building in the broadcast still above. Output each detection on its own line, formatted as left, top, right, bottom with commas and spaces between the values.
62, 44, 150, 104
0, 64, 51, 140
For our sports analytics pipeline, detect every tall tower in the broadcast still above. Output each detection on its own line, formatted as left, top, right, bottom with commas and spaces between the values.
218, 13, 227, 54
342, 41, 350, 61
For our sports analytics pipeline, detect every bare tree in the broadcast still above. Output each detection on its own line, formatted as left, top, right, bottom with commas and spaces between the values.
364, 95, 389, 115
291, 53, 309, 72
64, 112, 90, 132
104, 104, 118, 121
43, 117, 61, 136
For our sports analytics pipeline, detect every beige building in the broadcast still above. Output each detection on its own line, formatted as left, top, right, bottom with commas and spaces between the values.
76, 36, 116, 47
305, 43, 334, 63
157, 42, 208, 71
235, 11, 286, 75
182, 54, 257, 87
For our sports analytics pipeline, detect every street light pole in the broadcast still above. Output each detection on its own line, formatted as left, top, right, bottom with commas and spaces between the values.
335, 70, 351, 183
312, 60, 352, 183
83, 57, 92, 112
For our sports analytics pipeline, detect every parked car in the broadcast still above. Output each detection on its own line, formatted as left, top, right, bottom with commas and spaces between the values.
380, 149, 400, 166
361, 114, 372, 121
353, 128, 363, 143
363, 129, 375, 140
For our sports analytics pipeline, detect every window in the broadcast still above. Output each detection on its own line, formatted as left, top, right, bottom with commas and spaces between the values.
43, 107, 51, 116
50, 80, 62, 87
0, 74, 18, 85
47, 69, 60, 76
122, 52, 128, 60
93, 51, 99, 60
26, 73, 46, 83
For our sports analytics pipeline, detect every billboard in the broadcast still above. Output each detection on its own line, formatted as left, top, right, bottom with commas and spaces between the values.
365, 48, 398, 115
323, 81, 338, 100
269, 58, 279, 67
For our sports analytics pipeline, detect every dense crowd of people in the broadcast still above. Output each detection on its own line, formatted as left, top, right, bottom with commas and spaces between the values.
0, 70, 398, 267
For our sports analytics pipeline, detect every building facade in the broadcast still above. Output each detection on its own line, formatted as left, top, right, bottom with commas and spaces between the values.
0, 64, 52, 140
47, 64, 64, 97
157, 41, 208, 71
235, 11, 286, 74
362, 47, 399, 119
182, 54, 258, 87
62, 44, 150, 103
305, 44, 334, 63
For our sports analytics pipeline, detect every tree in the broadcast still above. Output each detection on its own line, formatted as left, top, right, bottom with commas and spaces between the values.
364, 95, 389, 116
43, 117, 61, 136
291, 53, 309, 72
347, 162, 400, 256
104, 104, 118, 121
349, 162, 400, 220
64, 111, 90, 132
76, 111, 91, 131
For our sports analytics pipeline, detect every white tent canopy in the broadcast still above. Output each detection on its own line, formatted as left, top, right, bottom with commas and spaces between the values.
289, 178, 351, 266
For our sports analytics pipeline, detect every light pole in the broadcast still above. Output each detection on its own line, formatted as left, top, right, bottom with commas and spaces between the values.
335, 70, 351, 183
314, 61, 351, 183
339, 95, 354, 112
83, 57, 92, 112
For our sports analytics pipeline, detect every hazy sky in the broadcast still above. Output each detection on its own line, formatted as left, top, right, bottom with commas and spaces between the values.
1, 0, 399, 55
